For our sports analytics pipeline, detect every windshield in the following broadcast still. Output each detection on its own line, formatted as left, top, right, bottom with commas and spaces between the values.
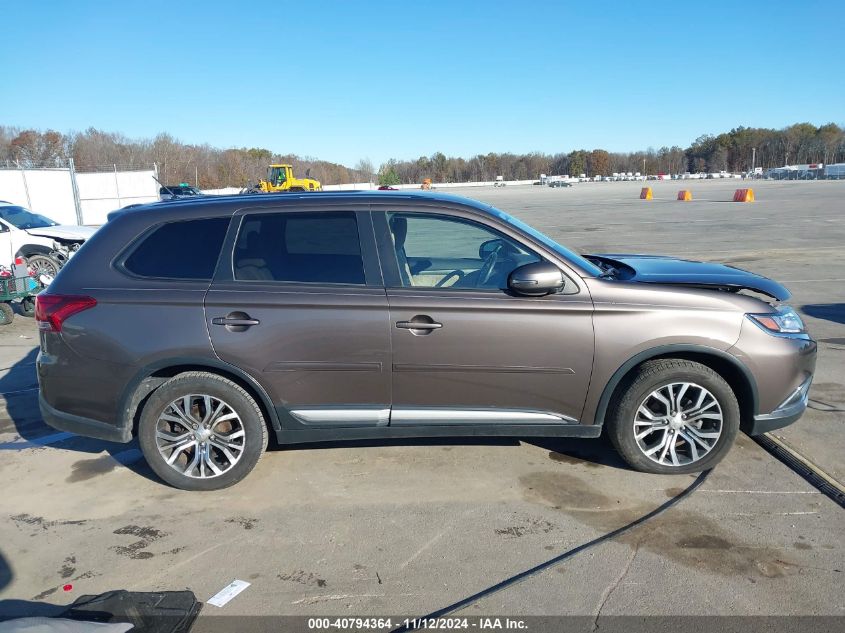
0, 206, 59, 229
489, 207, 603, 276
268, 167, 286, 184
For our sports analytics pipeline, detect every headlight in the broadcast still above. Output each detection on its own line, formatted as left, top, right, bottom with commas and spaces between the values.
747, 306, 805, 334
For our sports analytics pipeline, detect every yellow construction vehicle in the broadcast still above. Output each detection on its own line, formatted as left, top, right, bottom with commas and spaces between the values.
255, 164, 322, 192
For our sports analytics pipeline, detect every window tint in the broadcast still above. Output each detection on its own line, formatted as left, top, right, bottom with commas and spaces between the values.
124, 217, 229, 279
234, 212, 365, 284
388, 213, 541, 290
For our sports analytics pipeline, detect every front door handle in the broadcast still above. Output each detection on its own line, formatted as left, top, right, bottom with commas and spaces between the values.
212, 317, 260, 326
212, 311, 260, 332
396, 321, 442, 330
396, 315, 442, 335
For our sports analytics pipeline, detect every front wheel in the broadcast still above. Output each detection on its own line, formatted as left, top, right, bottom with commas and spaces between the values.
25, 254, 61, 279
138, 372, 268, 490
606, 359, 739, 474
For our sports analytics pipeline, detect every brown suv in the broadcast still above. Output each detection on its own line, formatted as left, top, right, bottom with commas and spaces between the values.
36, 192, 816, 490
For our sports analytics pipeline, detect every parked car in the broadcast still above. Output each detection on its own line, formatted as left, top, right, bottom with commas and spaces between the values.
0, 202, 97, 276
159, 184, 204, 201
36, 192, 816, 490
548, 180, 572, 188
377, 185, 398, 191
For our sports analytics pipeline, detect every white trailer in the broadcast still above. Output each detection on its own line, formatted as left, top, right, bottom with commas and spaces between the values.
824, 164, 845, 179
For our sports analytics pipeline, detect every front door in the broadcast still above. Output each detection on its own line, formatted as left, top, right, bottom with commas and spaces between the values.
374, 209, 594, 426
206, 208, 391, 429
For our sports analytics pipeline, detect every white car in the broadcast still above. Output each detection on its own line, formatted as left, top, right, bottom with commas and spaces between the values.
0, 202, 97, 274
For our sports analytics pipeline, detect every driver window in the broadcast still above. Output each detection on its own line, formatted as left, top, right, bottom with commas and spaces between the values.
387, 212, 541, 290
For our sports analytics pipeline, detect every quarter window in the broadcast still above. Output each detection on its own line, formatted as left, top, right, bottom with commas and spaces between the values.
234, 212, 365, 284
123, 217, 229, 280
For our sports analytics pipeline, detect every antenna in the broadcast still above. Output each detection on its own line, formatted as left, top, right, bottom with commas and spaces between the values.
152, 174, 177, 199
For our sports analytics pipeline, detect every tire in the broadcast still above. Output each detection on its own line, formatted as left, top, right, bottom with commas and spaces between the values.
24, 254, 61, 279
138, 371, 268, 491
606, 359, 740, 474
20, 296, 35, 317
0, 302, 13, 325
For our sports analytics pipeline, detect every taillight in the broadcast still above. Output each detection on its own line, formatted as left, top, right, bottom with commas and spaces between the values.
35, 294, 97, 332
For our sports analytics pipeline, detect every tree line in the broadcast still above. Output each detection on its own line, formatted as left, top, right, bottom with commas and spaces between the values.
0, 126, 374, 189
1, 122, 843, 189
379, 123, 844, 185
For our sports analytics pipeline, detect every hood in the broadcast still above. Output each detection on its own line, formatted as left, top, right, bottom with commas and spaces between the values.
25, 225, 98, 241
589, 253, 790, 301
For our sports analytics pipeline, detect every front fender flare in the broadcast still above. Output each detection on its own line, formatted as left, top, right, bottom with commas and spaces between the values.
592, 344, 759, 426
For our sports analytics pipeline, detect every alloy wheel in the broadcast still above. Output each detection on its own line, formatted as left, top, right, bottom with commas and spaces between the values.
26, 255, 60, 279
633, 382, 723, 467
155, 394, 246, 478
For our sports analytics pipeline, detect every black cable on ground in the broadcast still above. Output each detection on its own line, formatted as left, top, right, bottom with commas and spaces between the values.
393, 469, 712, 632
754, 433, 845, 509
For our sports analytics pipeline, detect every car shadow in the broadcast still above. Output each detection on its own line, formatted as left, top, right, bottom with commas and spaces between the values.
0, 550, 11, 594
0, 348, 161, 485
526, 434, 632, 470
272, 433, 629, 470
274, 435, 521, 452
0, 550, 65, 621
801, 303, 845, 325
0, 599, 66, 622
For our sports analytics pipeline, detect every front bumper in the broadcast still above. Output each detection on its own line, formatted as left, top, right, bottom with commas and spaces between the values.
729, 317, 816, 435
39, 392, 132, 443
747, 375, 812, 435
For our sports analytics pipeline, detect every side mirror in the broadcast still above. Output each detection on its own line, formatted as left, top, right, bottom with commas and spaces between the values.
508, 262, 565, 296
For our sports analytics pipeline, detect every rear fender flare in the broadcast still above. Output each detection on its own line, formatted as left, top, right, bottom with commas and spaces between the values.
119, 357, 281, 435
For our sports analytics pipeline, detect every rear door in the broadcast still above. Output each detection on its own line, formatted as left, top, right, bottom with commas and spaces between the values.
206, 206, 392, 430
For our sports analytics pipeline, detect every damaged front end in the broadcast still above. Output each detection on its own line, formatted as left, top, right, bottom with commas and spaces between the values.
586, 253, 791, 301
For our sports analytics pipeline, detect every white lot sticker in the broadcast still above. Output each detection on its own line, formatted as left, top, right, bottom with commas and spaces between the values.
207, 579, 250, 607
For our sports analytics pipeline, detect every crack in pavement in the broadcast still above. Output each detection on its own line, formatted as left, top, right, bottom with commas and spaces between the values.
591, 540, 640, 631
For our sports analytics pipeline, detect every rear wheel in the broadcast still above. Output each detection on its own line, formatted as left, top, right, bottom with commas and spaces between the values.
138, 372, 268, 490
0, 302, 13, 325
20, 296, 35, 317
607, 359, 740, 474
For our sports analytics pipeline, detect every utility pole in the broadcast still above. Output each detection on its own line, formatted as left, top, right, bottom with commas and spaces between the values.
114, 164, 122, 208
752, 147, 756, 175
68, 157, 84, 225
17, 161, 33, 209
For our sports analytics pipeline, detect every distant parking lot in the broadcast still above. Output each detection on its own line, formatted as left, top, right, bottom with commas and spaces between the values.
0, 179, 842, 625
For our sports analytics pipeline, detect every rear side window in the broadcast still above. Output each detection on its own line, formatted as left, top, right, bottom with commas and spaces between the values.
234, 212, 364, 284
124, 217, 229, 280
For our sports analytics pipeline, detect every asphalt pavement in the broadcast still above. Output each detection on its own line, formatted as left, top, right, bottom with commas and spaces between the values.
0, 179, 842, 627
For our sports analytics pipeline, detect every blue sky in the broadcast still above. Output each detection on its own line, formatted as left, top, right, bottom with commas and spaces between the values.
2, 1, 842, 167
